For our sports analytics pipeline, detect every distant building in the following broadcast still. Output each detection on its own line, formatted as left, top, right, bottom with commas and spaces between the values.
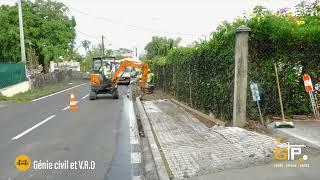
49, 60, 80, 72
113, 48, 134, 58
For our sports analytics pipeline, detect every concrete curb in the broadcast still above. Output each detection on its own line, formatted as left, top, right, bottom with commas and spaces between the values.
170, 98, 225, 126
136, 97, 170, 180
128, 86, 144, 179
129, 99, 144, 179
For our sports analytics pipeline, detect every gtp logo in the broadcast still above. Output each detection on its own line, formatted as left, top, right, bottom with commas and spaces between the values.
274, 137, 308, 161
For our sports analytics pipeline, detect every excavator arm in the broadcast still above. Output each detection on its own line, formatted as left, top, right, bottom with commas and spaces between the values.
111, 59, 149, 92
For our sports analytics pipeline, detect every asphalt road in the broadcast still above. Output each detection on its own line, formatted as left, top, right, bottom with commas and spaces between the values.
0, 83, 133, 180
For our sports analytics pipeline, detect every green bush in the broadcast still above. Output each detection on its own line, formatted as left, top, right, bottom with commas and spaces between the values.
154, 6, 320, 122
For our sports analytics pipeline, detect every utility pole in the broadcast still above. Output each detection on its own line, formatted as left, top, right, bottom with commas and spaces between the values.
18, 0, 27, 77
201, 35, 207, 42
101, 35, 105, 57
135, 48, 137, 58
28, 41, 33, 76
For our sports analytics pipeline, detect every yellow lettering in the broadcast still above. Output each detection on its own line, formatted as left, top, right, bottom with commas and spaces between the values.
274, 147, 287, 160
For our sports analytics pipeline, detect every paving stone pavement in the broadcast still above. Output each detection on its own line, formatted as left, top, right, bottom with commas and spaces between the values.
143, 99, 275, 179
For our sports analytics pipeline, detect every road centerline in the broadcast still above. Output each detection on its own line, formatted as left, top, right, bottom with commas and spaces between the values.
81, 94, 89, 99
11, 115, 56, 140
62, 106, 69, 110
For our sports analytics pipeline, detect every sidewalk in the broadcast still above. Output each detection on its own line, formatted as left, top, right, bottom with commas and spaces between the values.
142, 99, 275, 179
268, 120, 320, 159
270, 121, 320, 149
192, 154, 320, 180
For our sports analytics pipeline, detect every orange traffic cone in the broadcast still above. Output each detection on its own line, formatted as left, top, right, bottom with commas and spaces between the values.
68, 91, 78, 110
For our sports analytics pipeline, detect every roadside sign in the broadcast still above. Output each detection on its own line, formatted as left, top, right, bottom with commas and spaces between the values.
250, 82, 265, 127
250, 83, 260, 101
303, 74, 313, 92
302, 74, 319, 119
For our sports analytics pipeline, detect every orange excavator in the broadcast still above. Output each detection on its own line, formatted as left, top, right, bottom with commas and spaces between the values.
112, 58, 149, 92
89, 57, 149, 100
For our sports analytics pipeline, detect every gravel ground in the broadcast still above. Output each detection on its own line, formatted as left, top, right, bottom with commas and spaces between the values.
143, 99, 275, 179
135, 83, 320, 179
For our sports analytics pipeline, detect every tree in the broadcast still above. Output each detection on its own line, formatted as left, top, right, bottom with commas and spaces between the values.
252, 5, 272, 17
113, 48, 132, 59
88, 45, 103, 58
0, 0, 76, 72
81, 40, 91, 54
295, 0, 320, 16
85, 43, 113, 57
105, 49, 113, 57
64, 45, 83, 62
144, 36, 181, 60
80, 44, 113, 71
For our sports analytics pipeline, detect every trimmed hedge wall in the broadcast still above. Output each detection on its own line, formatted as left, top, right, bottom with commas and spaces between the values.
154, 12, 320, 121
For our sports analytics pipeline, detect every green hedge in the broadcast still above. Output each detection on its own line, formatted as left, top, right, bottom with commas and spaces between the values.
247, 12, 320, 118
154, 11, 320, 121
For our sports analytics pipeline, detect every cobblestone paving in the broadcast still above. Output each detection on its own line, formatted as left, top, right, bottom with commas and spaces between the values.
143, 100, 275, 179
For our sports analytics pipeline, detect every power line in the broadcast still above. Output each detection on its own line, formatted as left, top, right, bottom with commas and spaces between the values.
68, 6, 203, 37
76, 29, 100, 39
76, 29, 99, 39
76, 29, 112, 44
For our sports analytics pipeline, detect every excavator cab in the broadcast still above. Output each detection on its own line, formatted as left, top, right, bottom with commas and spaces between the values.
112, 58, 150, 93
89, 56, 119, 100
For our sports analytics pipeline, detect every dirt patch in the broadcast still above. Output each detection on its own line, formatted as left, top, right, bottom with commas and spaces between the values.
172, 106, 216, 128
185, 109, 215, 128
247, 114, 316, 136
142, 90, 173, 101
131, 82, 173, 101
269, 115, 316, 122
131, 81, 143, 99
244, 119, 272, 135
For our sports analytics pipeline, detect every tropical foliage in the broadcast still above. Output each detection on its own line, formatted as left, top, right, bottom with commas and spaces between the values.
0, 0, 76, 72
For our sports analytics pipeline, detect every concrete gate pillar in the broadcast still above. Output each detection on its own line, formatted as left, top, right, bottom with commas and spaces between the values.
232, 25, 251, 127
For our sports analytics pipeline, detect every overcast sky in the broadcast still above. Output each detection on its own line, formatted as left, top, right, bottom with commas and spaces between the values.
1, 0, 306, 55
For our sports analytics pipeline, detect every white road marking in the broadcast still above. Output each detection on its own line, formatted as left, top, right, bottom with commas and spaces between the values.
32, 83, 87, 102
129, 100, 140, 145
61, 101, 78, 111
130, 133, 139, 144
81, 94, 89, 99
132, 176, 143, 180
11, 115, 56, 140
131, 152, 141, 164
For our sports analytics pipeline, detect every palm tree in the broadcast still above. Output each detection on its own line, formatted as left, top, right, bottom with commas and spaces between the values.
81, 40, 91, 54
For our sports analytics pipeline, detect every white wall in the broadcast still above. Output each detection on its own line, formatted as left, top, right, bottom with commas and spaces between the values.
49, 60, 81, 72
0, 81, 30, 97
